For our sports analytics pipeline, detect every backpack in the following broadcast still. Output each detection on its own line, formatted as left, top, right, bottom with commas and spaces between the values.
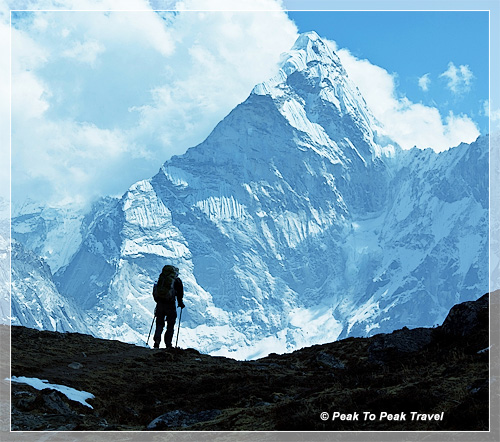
153, 265, 178, 302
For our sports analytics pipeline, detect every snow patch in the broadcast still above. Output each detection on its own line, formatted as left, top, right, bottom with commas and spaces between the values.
8, 376, 95, 409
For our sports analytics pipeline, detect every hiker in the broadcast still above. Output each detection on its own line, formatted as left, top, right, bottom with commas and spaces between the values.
153, 265, 185, 348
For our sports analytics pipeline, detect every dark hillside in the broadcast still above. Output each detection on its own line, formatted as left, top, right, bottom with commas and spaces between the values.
9, 292, 491, 431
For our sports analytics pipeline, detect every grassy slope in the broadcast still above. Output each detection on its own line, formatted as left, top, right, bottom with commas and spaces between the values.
8, 294, 490, 431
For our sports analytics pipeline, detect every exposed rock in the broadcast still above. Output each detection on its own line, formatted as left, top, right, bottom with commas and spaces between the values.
40, 389, 77, 414
315, 351, 345, 369
147, 409, 222, 430
440, 293, 489, 337
68, 362, 83, 370
368, 327, 434, 364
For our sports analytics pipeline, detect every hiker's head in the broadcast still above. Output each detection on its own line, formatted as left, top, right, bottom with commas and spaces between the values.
162, 265, 179, 277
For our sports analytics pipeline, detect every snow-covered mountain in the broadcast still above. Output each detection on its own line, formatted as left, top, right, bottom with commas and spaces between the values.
10, 240, 92, 334
11, 32, 488, 359
0, 199, 10, 324
11, 200, 86, 274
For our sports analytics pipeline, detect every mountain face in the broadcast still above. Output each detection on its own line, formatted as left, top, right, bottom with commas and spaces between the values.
10, 240, 92, 335
10, 32, 489, 359
11, 200, 86, 274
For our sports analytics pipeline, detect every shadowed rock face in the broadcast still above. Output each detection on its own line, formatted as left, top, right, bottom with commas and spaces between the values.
367, 327, 434, 365
440, 293, 489, 337
8, 292, 492, 432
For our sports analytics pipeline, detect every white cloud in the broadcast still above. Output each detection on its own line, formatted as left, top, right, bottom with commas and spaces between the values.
418, 73, 430, 91
8, 1, 298, 210
12, 70, 50, 119
12, 119, 137, 206
175, 0, 285, 11
439, 61, 474, 94
492, 109, 500, 123
481, 99, 489, 117
61, 39, 105, 66
130, 5, 298, 155
482, 99, 500, 132
335, 46, 479, 152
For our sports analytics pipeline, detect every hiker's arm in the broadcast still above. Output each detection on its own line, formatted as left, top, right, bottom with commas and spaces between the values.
175, 278, 185, 308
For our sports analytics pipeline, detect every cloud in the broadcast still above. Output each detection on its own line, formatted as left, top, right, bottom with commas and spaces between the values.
492, 108, 500, 124
175, 0, 285, 11
482, 99, 500, 132
418, 73, 431, 92
8, 0, 298, 210
12, 119, 139, 207
61, 39, 105, 66
130, 4, 298, 154
334, 45, 479, 152
439, 61, 474, 94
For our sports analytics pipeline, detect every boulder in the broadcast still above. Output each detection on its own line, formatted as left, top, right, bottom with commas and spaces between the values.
440, 293, 489, 337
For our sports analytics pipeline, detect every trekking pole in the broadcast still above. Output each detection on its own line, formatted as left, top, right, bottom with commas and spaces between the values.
175, 307, 183, 348
146, 316, 155, 347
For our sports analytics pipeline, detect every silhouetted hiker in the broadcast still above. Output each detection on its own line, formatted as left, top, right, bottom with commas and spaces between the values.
153, 265, 185, 348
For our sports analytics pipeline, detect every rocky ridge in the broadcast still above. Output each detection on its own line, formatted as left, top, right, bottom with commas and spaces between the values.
7, 292, 491, 432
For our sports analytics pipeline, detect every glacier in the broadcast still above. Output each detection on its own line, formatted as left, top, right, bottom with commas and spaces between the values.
10, 32, 488, 359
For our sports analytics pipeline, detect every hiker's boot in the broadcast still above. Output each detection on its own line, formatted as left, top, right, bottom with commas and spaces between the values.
153, 342, 160, 349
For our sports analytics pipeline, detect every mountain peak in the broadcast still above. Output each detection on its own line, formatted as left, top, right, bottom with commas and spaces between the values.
284, 31, 343, 75
291, 30, 322, 50
251, 31, 381, 155
289, 30, 339, 65
252, 32, 343, 97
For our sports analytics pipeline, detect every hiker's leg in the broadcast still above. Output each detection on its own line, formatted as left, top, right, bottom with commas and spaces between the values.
153, 304, 167, 347
164, 307, 177, 348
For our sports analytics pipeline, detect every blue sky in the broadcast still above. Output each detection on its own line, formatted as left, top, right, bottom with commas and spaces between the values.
2, 0, 497, 212
288, 11, 489, 135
